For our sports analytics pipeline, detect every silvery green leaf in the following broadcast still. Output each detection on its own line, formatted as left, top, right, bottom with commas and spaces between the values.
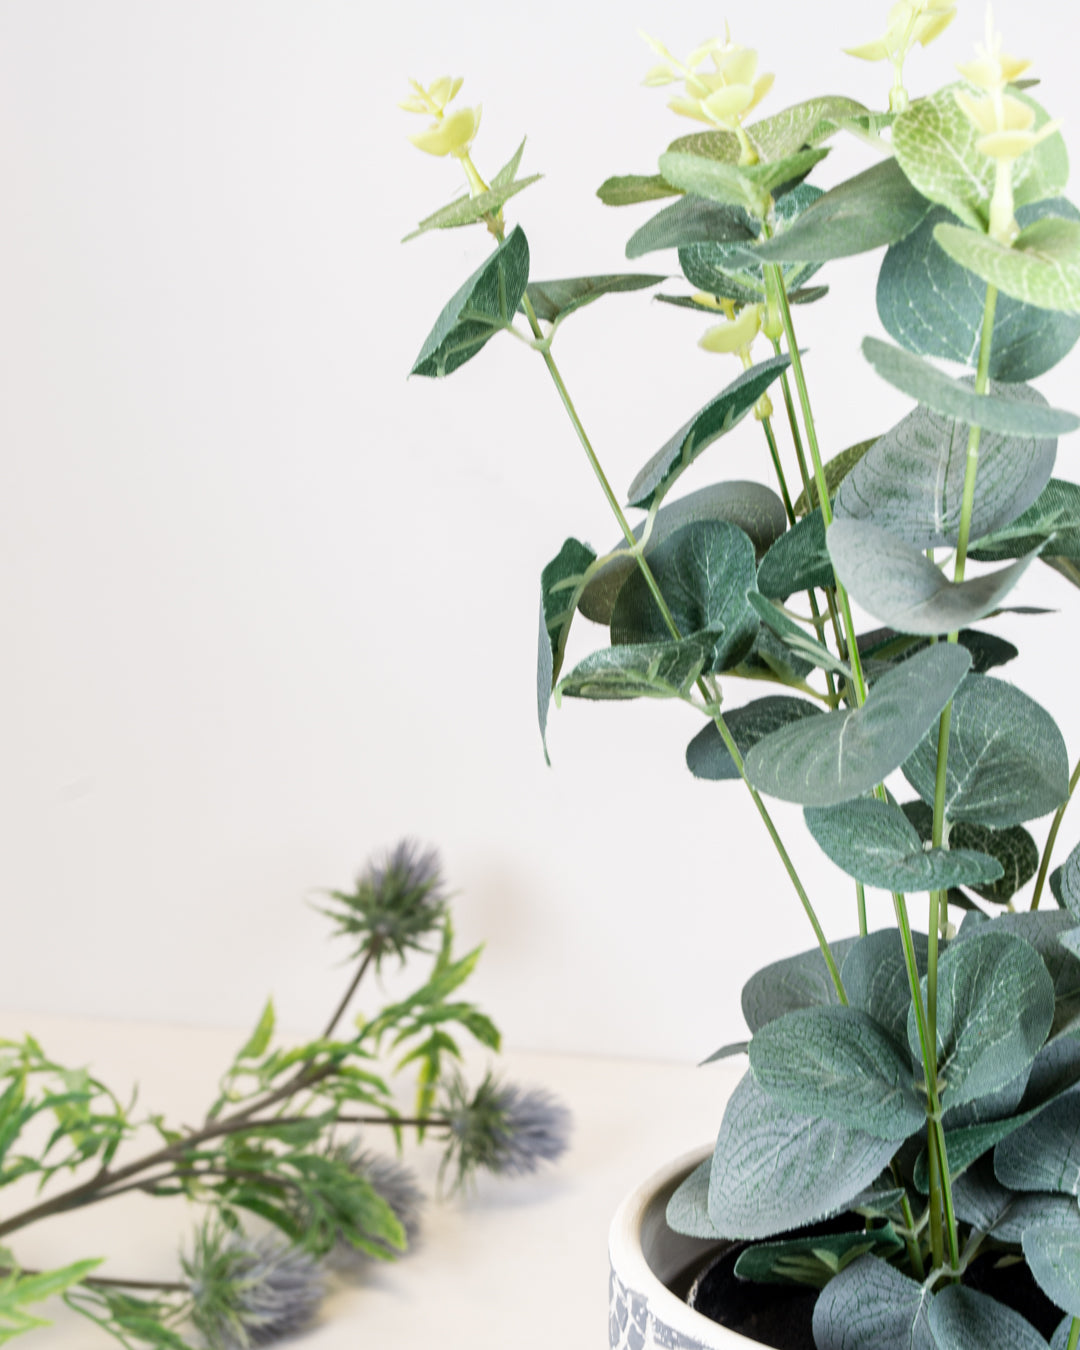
579, 481, 787, 624
1025, 1226, 1080, 1319
861, 338, 1080, 436
658, 148, 828, 219
877, 200, 1080, 380
996, 1088, 1080, 1194
804, 797, 1003, 893
907, 930, 1054, 1110
679, 238, 820, 307
827, 519, 1042, 635
749, 1005, 925, 1140
707, 1072, 897, 1239
841, 928, 928, 1046
1051, 840, 1080, 920
402, 173, 543, 241
902, 675, 1070, 827
754, 157, 931, 263
555, 634, 716, 702
596, 174, 680, 207
538, 538, 597, 759
969, 912, 1080, 1042
625, 194, 756, 258
741, 938, 859, 1034
859, 627, 1018, 677
928, 1285, 1052, 1350
833, 394, 1058, 550
899, 802, 1038, 904
745, 643, 972, 807
700, 1041, 749, 1064
686, 696, 820, 783
411, 226, 530, 378
892, 85, 1066, 232
756, 508, 833, 599
971, 480, 1080, 562
733, 1224, 903, 1287
665, 1157, 724, 1239
521, 273, 665, 323
746, 593, 849, 676
738, 624, 815, 684
812, 1255, 935, 1350
937, 216, 1080, 316
609, 520, 759, 672
953, 1156, 1080, 1242
792, 438, 878, 517
627, 355, 794, 509
742, 96, 873, 160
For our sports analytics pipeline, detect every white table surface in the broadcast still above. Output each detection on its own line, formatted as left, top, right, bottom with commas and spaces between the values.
0, 1012, 742, 1349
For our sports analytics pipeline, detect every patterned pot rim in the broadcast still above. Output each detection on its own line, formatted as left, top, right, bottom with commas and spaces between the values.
608, 1146, 751, 1350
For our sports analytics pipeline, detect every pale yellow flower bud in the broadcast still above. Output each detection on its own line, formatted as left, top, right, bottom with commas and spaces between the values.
642, 28, 772, 141
699, 303, 763, 354
408, 104, 482, 158
845, 0, 956, 112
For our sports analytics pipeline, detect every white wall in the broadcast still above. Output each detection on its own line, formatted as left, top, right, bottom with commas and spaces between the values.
0, 0, 1077, 1061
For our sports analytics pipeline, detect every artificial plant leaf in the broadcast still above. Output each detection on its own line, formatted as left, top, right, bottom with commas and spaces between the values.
746, 592, 849, 677
792, 438, 877, 517
861, 338, 1080, 436
667, 98, 869, 167
996, 1088, 1080, 1195
596, 173, 680, 207
756, 508, 833, 599
952, 1154, 1080, 1243
706, 1071, 898, 1240
899, 801, 1038, 904
411, 226, 530, 378
970, 479, 1080, 562
555, 634, 716, 702
733, 1224, 903, 1288
686, 696, 821, 782
749, 1005, 925, 1140
860, 627, 1018, 677
1024, 1226, 1080, 1319
907, 929, 1055, 1110
237, 999, 275, 1060
936, 216, 1080, 316
521, 273, 665, 323
745, 643, 972, 807
608, 520, 759, 672
627, 354, 794, 510
928, 1284, 1052, 1350
665, 1156, 723, 1239
832, 393, 1058, 549
625, 194, 756, 258
402, 173, 542, 241
736, 623, 815, 685
827, 519, 1042, 635
973, 911, 1080, 1042
741, 938, 859, 1034
877, 200, 1080, 380
892, 85, 1067, 233
902, 674, 1070, 827
811, 1255, 935, 1350
578, 481, 787, 624
537, 538, 598, 758
753, 157, 931, 263
841, 928, 928, 1047
658, 148, 829, 220
1051, 839, 1080, 920
804, 797, 1003, 893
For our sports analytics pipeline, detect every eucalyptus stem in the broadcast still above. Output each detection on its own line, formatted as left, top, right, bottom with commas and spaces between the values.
898, 1192, 926, 1280
1032, 755, 1080, 909
1067, 1316, 1080, 1350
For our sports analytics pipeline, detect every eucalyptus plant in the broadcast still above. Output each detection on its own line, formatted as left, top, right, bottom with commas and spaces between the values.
404, 6, 1080, 1348
0, 842, 570, 1348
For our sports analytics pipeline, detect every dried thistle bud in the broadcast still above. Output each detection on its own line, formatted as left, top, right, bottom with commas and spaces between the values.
439, 1069, 572, 1193
322, 839, 448, 968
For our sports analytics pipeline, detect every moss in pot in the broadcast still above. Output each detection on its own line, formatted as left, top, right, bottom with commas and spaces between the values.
404, 4, 1080, 1347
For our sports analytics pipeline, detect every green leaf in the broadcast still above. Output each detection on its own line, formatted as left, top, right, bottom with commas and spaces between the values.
687, 696, 820, 782
411, 226, 530, 378
741, 938, 859, 1034
626, 353, 793, 510
402, 174, 542, 241
236, 999, 275, 1061
995, 1087, 1080, 1195
900, 802, 1038, 904
902, 674, 1070, 827
811, 1255, 934, 1350
892, 85, 1067, 232
804, 797, 1003, 893
659, 148, 828, 219
490, 139, 526, 191
977, 911, 1080, 1041
706, 1072, 897, 1239
596, 174, 680, 207
970, 479, 1080, 562
861, 627, 1018, 678
555, 634, 717, 702
537, 538, 597, 758
749, 1005, 925, 1140
792, 438, 877, 517
928, 1285, 1052, 1350
1051, 839, 1080, 919
745, 643, 972, 807
668, 98, 869, 166
665, 1157, 724, 1239
521, 273, 664, 323
907, 930, 1054, 1110
877, 200, 1080, 380
952, 1154, 1080, 1243
936, 215, 1080, 315
608, 521, 759, 673
827, 519, 1042, 635
578, 481, 788, 624
625, 195, 756, 259
841, 928, 928, 1047
833, 394, 1058, 549
2, 1259, 102, 1306
756, 508, 833, 599
754, 157, 931, 263
861, 337, 1080, 436
745, 593, 848, 676
733, 1224, 903, 1289
1024, 1226, 1080, 1319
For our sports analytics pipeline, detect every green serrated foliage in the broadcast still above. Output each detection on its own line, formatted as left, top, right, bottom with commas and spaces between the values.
741, 939, 859, 1034
625, 194, 756, 259
537, 538, 597, 758
861, 337, 1080, 435
878, 200, 1080, 380
745, 643, 972, 807
658, 148, 829, 220
596, 174, 681, 207
936, 215, 1080, 316
900, 802, 1038, 904
411, 226, 530, 378
402, 174, 542, 241
970, 479, 1080, 563
733, 1224, 903, 1289
902, 674, 1069, 827
892, 85, 1067, 232
609, 521, 759, 673
827, 519, 1042, 635
804, 797, 1003, 893
686, 696, 820, 782
928, 1285, 1052, 1350
792, 439, 877, 517
841, 928, 928, 1047
626, 353, 793, 509
521, 273, 664, 323
811, 1254, 933, 1350
756, 508, 833, 599
1052, 839, 1080, 919
555, 634, 717, 702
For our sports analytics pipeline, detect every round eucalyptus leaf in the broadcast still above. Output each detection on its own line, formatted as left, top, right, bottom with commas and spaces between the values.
757, 508, 833, 599
1024, 1226, 1080, 1319
928, 1284, 1051, 1350
971, 480, 1080, 563
967, 911, 1080, 1043
899, 802, 1038, 904
1051, 839, 1080, 921
625, 194, 756, 259
686, 696, 820, 782
665, 1156, 723, 1239
556, 633, 717, 702
741, 938, 859, 1034
995, 1087, 1080, 1196
841, 928, 928, 1047
812, 1255, 934, 1350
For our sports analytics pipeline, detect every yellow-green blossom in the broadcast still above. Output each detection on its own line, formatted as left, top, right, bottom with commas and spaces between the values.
401, 77, 482, 161
641, 26, 772, 165
699, 300, 772, 418
846, 0, 957, 112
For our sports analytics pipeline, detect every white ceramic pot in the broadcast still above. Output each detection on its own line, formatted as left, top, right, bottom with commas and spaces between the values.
608, 1146, 749, 1350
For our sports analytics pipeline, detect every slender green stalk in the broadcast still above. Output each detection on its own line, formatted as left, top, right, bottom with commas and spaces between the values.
856, 881, 868, 938
1067, 1317, 1080, 1350
925, 1119, 945, 1268
898, 1192, 926, 1280
1032, 756, 1080, 909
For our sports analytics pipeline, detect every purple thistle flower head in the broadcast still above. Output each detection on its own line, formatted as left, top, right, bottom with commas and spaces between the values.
321, 839, 448, 969
439, 1070, 571, 1192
